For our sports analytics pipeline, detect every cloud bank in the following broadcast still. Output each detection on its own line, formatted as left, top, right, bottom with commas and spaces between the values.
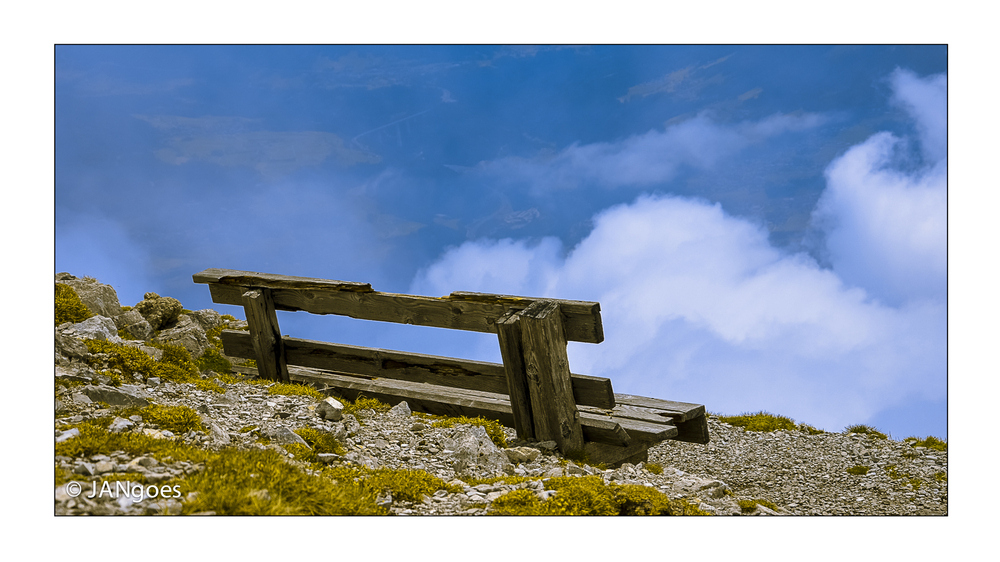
411, 70, 947, 437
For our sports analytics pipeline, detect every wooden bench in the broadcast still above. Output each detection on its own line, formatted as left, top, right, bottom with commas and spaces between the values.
193, 268, 708, 465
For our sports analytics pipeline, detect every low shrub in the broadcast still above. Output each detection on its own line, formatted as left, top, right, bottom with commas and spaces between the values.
56, 283, 93, 325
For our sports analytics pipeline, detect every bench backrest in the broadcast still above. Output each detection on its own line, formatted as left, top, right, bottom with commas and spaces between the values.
193, 268, 610, 454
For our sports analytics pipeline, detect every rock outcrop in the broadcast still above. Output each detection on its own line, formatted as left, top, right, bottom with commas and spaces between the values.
133, 292, 183, 331
56, 274, 122, 318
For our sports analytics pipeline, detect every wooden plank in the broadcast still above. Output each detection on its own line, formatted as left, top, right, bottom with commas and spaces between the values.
293, 368, 518, 424
241, 289, 289, 383
613, 394, 706, 422
286, 366, 666, 446
193, 268, 373, 292
518, 301, 585, 454
496, 309, 534, 440
583, 441, 653, 467
450, 291, 604, 343
218, 330, 616, 409
578, 411, 676, 444
674, 414, 710, 444
194, 268, 603, 343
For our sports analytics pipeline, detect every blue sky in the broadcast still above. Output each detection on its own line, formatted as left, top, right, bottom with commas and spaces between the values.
55, 45, 947, 440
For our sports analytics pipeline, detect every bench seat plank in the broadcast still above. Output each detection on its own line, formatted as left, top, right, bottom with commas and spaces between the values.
277, 366, 675, 447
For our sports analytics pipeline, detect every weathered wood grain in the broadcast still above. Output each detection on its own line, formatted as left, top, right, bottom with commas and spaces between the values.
280, 366, 667, 446
496, 309, 535, 440
241, 289, 289, 383
218, 330, 616, 409
674, 414, 710, 444
193, 268, 373, 292
519, 301, 585, 454
450, 290, 604, 343
613, 394, 706, 422
193, 268, 603, 343
583, 440, 654, 467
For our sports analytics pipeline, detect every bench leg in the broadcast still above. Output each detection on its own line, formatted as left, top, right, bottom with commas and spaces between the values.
497, 309, 535, 441
242, 288, 290, 383
518, 300, 585, 456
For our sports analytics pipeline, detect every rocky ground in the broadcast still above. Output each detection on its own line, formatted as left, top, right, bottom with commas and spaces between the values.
55, 367, 947, 516
53, 274, 947, 516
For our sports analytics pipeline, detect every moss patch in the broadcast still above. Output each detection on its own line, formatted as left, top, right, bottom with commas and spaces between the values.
55, 423, 213, 462
739, 498, 780, 513
847, 465, 870, 476
56, 283, 94, 325
293, 427, 345, 457
180, 448, 384, 515
267, 383, 325, 401
116, 404, 204, 434
323, 465, 461, 503
343, 396, 392, 416
718, 411, 797, 432
429, 415, 508, 448
196, 347, 233, 374
490, 476, 710, 516
84, 340, 202, 386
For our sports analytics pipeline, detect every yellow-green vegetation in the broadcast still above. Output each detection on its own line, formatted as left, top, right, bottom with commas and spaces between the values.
84, 339, 202, 386
797, 423, 825, 435
291, 427, 346, 460
343, 396, 392, 416
644, 462, 664, 475
429, 415, 508, 448
116, 404, 204, 434
56, 283, 93, 325
180, 448, 384, 515
54, 423, 391, 515
194, 378, 225, 394
55, 465, 87, 487
847, 465, 870, 476
55, 423, 213, 462
460, 475, 533, 487
933, 471, 947, 483
884, 464, 923, 489
845, 424, 888, 440
55, 378, 85, 393
266, 383, 326, 401
196, 347, 233, 375
490, 476, 710, 516
718, 411, 797, 432
739, 498, 780, 514
904, 436, 947, 451
101, 472, 148, 484
238, 425, 259, 433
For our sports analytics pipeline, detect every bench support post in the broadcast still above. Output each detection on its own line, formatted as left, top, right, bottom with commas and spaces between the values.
518, 300, 585, 455
242, 288, 289, 383
496, 309, 534, 441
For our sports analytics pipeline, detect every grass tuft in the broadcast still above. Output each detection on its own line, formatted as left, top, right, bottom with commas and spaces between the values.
844, 424, 888, 439
718, 411, 797, 432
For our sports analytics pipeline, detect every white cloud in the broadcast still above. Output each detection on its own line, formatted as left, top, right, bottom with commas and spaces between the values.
473, 111, 826, 192
890, 68, 947, 164
412, 193, 945, 435
411, 70, 946, 436
812, 71, 947, 306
